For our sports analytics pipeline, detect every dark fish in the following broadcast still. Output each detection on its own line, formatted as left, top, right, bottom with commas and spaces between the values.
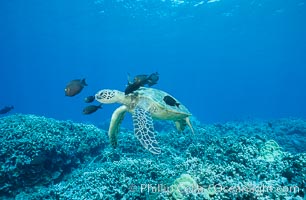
125, 82, 142, 95
163, 95, 180, 107
125, 72, 159, 95
125, 74, 148, 95
127, 73, 147, 85
84, 95, 95, 103
0, 106, 14, 114
147, 72, 159, 86
65, 79, 87, 97
83, 104, 102, 115
133, 74, 148, 84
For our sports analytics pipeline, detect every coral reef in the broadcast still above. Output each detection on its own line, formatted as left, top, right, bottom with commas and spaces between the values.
259, 140, 283, 162
0, 114, 107, 197
1, 115, 305, 199
170, 174, 198, 200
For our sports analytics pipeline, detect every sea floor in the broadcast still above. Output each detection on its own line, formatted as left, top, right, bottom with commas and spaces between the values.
0, 114, 305, 199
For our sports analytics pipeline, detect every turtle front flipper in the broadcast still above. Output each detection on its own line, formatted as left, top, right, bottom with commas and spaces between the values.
109, 105, 127, 147
132, 106, 161, 154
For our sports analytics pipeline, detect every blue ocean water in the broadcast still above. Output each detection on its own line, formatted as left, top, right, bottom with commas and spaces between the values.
1, 1, 306, 199
0, 0, 305, 125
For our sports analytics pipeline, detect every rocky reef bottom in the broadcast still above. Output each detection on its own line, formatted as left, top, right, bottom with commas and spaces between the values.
0, 114, 305, 199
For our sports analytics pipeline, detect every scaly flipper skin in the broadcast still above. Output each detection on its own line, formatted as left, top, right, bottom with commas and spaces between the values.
132, 106, 161, 154
109, 105, 127, 147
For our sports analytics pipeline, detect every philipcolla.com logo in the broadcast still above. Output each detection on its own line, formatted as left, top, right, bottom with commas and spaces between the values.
137, 183, 300, 195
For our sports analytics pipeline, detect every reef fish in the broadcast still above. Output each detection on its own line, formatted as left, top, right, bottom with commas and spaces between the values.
83, 104, 102, 114
133, 74, 149, 84
0, 106, 14, 114
125, 83, 141, 95
163, 95, 180, 107
146, 72, 159, 86
125, 74, 147, 95
65, 79, 87, 97
84, 95, 95, 103
124, 72, 160, 95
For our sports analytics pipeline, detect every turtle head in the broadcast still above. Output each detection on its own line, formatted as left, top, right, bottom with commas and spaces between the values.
95, 89, 125, 104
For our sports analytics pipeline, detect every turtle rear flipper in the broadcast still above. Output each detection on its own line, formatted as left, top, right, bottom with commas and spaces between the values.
175, 118, 195, 134
109, 105, 127, 147
132, 106, 161, 154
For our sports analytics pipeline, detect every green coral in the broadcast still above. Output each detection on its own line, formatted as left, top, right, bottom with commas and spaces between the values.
259, 140, 283, 162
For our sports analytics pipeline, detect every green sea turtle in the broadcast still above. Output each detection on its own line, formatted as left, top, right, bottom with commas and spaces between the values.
95, 87, 194, 154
